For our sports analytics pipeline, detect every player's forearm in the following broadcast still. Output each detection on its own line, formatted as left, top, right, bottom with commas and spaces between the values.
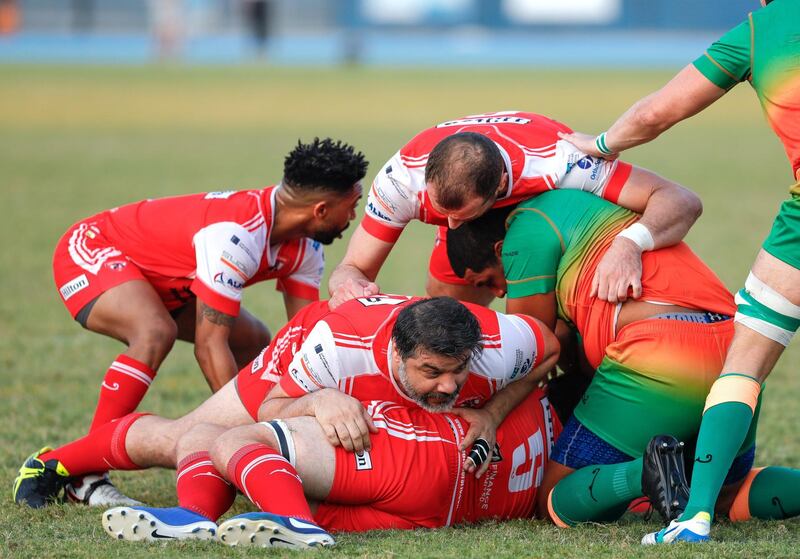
482, 375, 540, 427
258, 391, 321, 422
194, 341, 238, 392
637, 181, 702, 249
604, 94, 675, 152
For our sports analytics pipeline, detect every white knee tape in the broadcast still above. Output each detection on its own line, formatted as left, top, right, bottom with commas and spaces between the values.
744, 272, 800, 319
259, 419, 297, 467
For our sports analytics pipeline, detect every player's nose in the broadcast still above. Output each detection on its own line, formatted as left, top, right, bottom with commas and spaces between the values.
437, 374, 458, 394
447, 217, 464, 229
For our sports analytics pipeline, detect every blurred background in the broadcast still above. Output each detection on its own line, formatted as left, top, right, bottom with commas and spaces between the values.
4, 2, 800, 557
0, 0, 755, 65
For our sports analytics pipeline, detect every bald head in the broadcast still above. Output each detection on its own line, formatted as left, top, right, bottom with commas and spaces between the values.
424, 132, 505, 211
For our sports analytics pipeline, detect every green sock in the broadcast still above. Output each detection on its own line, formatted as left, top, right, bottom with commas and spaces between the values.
550, 458, 642, 525
747, 467, 800, 520
681, 401, 754, 521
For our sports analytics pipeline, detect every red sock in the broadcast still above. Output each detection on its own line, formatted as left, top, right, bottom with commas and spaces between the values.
227, 443, 313, 522
176, 451, 235, 521
40, 413, 146, 475
89, 354, 156, 432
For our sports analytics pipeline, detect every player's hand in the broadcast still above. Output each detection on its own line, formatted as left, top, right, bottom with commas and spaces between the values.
450, 407, 498, 479
312, 389, 378, 453
557, 131, 619, 161
329, 277, 381, 310
591, 236, 643, 303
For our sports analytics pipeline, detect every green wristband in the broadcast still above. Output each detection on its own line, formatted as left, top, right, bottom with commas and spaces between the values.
595, 132, 614, 155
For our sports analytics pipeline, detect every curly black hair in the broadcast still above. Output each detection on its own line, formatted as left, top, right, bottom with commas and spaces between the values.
283, 137, 368, 195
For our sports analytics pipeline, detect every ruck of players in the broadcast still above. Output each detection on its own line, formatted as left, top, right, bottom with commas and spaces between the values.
12, 0, 800, 551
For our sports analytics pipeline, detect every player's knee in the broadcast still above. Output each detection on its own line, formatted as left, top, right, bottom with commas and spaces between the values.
209, 424, 256, 473
176, 422, 220, 459
129, 316, 178, 362
734, 272, 800, 346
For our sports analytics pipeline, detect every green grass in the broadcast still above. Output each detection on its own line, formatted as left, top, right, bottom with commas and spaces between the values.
1, 64, 798, 558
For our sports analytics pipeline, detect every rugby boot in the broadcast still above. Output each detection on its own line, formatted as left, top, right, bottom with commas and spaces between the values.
641, 435, 691, 522
641, 512, 711, 544
103, 506, 217, 542
66, 474, 142, 507
218, 512, 335, 549
12, 447, 70, 508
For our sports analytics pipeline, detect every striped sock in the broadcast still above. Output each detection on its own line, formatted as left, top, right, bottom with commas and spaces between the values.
227, 443, 313, 522
176, 452, 236, 522
89, 354, 156, 432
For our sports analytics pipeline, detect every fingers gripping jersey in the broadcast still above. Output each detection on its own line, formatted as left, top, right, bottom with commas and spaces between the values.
73, 186, 323, 315
278, 295, 547, 409
361, 111, 633, 242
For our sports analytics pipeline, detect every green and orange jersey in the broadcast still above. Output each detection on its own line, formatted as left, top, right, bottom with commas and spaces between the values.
502, 190, 735, 369
693, 0, 800, 186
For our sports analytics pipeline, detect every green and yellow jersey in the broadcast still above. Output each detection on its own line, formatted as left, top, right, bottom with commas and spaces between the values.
501, 190, 735, 369
693, 0, 800, 186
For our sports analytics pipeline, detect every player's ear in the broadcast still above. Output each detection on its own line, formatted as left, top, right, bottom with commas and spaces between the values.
496, 172, 508, 196
493, 240, 503, 259
312, 200, 328, 219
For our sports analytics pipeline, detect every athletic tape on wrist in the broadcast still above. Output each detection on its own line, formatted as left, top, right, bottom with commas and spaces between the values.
616, 222, 654, 251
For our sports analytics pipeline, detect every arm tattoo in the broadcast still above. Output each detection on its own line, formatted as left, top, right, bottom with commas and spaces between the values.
199, 301, 235, 327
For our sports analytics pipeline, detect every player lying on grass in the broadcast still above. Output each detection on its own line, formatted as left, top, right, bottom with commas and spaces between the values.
14, 296, 559, 518
447, 190, 800, 531
328, 110, 702, 309
103, 362, 560, 549
46, 138, 366, 506
559, 0, 800, 544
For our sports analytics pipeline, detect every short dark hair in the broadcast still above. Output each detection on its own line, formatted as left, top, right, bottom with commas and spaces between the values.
283, 137, 368, 195
392, 297, 483, 361
446, 206, 514, 277
424, 132, 504, 210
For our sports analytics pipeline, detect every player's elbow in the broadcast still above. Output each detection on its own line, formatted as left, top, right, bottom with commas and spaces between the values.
632, 98, 675, 136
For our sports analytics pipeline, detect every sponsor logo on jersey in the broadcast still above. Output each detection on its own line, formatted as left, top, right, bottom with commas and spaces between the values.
230, 235, 259, 266
311, 240, 321, 252
289, 366, 314, 393
510, 349, 532, 379
205, 190, 236, 199
301, 353, 326, 387
314, 343, 333, 376
251, 347, 267, 374
385, 166, 410, 200
355, 450, 373, 471
104, 260, 127, 271
221, 251, 251, 278
478, 466, 498, 510
373, 185, 399, 213
366, 202, 391, 222
214, 272, 244, 290
59, 274, 89, 301
436, 116, 531, 128
576, 156, 593, 169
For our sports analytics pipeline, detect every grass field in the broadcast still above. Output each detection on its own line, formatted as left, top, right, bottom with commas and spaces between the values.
1, 64, 799, 558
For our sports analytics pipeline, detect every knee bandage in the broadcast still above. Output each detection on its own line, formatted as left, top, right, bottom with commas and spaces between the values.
734, 272, 800, 346
259, 419, 297, 467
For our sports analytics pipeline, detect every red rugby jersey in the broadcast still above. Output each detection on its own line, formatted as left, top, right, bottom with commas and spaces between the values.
276, 295, 547, 408
362, 111, 633, 243
94, 186, 323, 315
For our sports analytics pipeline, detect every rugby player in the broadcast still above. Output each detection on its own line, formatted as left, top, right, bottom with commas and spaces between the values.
447, 191, 800, 535
100, 305, 561, 548
558, 0, 800, 543
46, 138, 367, 505
14, 296, 559, 522
328, 111, 702, 309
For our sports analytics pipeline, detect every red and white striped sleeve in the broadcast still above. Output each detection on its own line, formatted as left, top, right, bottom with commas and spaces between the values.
469, 311, 544, 389
550, 139, 633, 204
359, 151, 422, 243
276, 239, 323, 301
